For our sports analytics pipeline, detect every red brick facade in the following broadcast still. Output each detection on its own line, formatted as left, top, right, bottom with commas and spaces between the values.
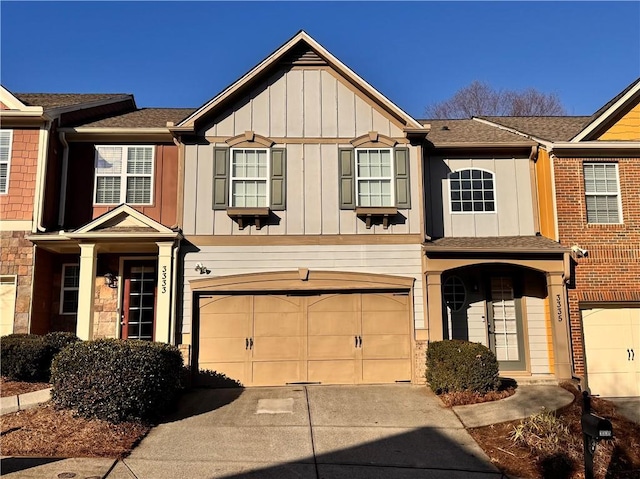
0, 128, 39, 220
553, 156, 640, 375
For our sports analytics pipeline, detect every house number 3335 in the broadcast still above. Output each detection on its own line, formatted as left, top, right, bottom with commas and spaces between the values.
161, 266, 167, 294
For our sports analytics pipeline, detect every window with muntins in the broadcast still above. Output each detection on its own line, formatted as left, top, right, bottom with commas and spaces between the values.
94, 146, 154, 205
230, 148, 269, 207
443, 276, 466, 312
0, 130, 13, 194
60, 264, 80, 315
449, 168, 495, 213
584, 163, 621, 224
356, 148, 394, 207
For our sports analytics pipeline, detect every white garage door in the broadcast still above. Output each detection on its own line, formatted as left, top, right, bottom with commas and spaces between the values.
198, 291, 412, 387
0, 276, 17, 336
582, 307, 640, 397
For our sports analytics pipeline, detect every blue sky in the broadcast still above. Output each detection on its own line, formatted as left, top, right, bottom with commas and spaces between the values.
2, 2, 639, 118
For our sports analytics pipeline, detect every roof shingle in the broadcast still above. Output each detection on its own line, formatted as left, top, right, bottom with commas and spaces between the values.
421, 119, 535, 146
477, 116, 591, 142
15, 93, 131, 110
77, 108, 196, 128
424, 236, 567, 252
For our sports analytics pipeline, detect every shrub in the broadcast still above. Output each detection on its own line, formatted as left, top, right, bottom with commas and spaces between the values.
51, 339, 184, 423
426, 340, 500, 394
43, 331, 80, 352
1, 334, 51, 381
510, 409, 571, 453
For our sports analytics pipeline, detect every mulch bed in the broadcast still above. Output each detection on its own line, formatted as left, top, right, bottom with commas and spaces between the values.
468, 384, 640, 479
1, 377, 51, 398
438, 387, 516, 407
1, 403, 150, 458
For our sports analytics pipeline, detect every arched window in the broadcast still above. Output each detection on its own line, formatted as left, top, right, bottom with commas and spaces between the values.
448, 168, 495, 212
443, 276, 466, 312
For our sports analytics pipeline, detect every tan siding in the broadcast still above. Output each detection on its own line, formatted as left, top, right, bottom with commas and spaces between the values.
182, 146, 198, 233
320, 144, 340, 234
515, 158, 535, 234
303, 70, 322, 137
355, 94, 373, 134
320, 71, 338, 137
303, 144, 322, 234
286, 70, 304, 137
372, 109, 391, 137
195, 145, 214, 235
337, 80, 356, 138
286, 144, 304, 233
269, 73, 287, 137
251, 86, 270, 135
181, 244, 424, 334
234, 99, 252, 135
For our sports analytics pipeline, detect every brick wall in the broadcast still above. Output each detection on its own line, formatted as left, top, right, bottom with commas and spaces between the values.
0, 128, 39, 221
553, 156, 640, 375
0, 231, 34, 333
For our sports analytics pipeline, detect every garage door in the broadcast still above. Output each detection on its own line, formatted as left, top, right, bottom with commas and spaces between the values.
197, 292, 412, 386
582, 308, 640, 397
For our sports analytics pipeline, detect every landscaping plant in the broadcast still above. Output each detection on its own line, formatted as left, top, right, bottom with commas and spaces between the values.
51, 338, 184, 423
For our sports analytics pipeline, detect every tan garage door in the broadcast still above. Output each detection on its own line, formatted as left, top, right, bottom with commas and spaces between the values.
0, 276, 17, 336
582, 308, 640, 397
198, 292, 411, 387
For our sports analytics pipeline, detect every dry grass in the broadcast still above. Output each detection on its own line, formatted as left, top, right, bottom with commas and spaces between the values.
468, 384, 640, 479
1, 377, 51, 398
1, 403, 150, 458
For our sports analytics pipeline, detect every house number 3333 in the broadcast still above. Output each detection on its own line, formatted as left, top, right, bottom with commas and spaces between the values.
161, 266, 167, 294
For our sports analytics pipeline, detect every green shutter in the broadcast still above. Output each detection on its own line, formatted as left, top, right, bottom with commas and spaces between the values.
212, 147, 229, 210
394, 148, 411, 208
339, 148, 355, 210
270, 148, 286, 210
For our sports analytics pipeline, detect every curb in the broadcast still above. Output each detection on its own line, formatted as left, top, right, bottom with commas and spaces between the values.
0, 388, 52, 416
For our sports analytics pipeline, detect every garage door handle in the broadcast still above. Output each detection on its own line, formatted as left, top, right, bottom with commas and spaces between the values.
246, 338, 249, 350
632, 349, 635, 361
358, 336, 362, 348
249, 338, 254, 350
355, 336, 358, 348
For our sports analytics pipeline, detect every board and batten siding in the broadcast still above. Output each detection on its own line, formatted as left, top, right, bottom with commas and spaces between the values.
427, 156, 535, 238
181, 244, 424, 335
525, 296, 552, 375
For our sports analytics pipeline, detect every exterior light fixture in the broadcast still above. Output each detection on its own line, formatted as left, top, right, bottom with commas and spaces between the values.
104, 272, 118, 289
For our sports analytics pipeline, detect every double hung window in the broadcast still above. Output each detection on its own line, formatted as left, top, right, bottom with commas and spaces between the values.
60, 264, 80, 315
0, 130, 13, 194
355, 148, 394, 207
583, 163, 621, 224
94, 146, 154, 205
229, 148, 269, 207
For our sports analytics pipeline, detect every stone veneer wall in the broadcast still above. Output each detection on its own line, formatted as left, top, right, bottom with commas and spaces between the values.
414, 340, 427, 384
0, 231, 34, 333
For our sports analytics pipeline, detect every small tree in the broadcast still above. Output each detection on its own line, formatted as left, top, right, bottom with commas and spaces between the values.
425, 81, 567, 119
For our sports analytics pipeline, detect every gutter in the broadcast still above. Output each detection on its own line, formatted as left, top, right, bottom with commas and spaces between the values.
422, 245, 570, 254
427, 141, 536, 149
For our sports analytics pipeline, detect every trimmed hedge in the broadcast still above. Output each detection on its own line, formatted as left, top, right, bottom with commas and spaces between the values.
426, 340, 500, 394
51, 339, 184, 423
1, 332, 81, 381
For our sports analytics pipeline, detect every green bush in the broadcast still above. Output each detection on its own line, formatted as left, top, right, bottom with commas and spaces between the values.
51, 339, 184, 423
1, 334, 51, 381
43, 331, 80, 352
426, 340, 500, 394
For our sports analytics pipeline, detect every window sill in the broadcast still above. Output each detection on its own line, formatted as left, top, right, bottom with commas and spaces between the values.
355, 207, 398, 229
226, 207, 270, 230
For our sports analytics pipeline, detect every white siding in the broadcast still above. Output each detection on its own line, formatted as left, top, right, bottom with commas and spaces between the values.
181, 244, 424, 334
526, 296, 551, 375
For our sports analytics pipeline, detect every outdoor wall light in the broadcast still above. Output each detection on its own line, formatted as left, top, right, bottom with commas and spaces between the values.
103, 272, 118, 289
195, 262, 210, 275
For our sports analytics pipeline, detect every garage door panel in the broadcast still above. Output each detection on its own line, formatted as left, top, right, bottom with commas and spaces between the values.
199, 338, 248, 362
308, 360, 358, 384
587, 373, 637, 398
362, 293, 409, 311
308, 335, 357, 360
308, 312, 359, 336
254, 312, 303, 336
200, 295, 249, 314
200, 313, 251, 338
362, 359, 411, 383
252, 361, 304, 386
362, 335, 411, 359
584, 348, 628, 373
253, 336, 304, 361
199, 361, 249, 386
362, 312, 408, 335
254, 295, 301, 312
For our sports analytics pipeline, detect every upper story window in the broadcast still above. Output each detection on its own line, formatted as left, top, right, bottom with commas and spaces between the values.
0, 130, 13, 194
60, 264, 80, 315
94, 146, 154, 205
584, 162, 622, 224
356, 148, 394, 207
230, 148, 269, 207
449, 168, 495, 213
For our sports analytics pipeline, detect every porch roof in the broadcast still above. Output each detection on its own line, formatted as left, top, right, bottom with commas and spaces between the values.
423, 235, 568, 254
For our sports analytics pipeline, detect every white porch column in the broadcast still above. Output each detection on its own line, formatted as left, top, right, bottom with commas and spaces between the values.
155, 241, 174, 344
76, 243, 97, 340
426, 272, 444, 342
547, 272, 572, 380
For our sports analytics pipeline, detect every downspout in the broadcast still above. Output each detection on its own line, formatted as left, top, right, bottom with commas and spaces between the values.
528, 145, 541, 234
58, 131, 69, 228
34, 119, 51, 232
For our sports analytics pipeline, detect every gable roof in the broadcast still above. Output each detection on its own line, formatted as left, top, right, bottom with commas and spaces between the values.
571, 77, 640, 141
68, 204, 178, 238
176, 30, 425, 132
476, 116, 590, 142
421, 119, 535, 147
76, 108, 196, 128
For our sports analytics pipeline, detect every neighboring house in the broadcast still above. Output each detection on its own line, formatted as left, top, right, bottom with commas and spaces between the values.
478, 77, 640, 397
24, 106, 193, 344
0, 88, 138, 336
420, 119, 573, 382
169, 31, 430, 386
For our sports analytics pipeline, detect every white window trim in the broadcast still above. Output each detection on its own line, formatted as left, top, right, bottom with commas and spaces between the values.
355, 148, 395, 207
448, 167, 497, 215
0, 130, 14, 195
60, 263, 80, 315
229, 147, 271, 208
93, 145, 155, 206
584, 162, 623, 224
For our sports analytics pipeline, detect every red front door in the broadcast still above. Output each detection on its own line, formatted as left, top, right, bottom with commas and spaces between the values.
122, 261, 157, 341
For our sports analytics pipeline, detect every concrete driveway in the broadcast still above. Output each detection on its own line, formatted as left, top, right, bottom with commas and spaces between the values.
122, 385, 503, 479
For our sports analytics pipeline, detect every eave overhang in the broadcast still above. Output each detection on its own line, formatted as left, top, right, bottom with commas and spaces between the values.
549, 141, 640, 158
58, 127, 174, 143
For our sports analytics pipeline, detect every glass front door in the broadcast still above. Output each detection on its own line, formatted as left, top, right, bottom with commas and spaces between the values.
488, 277, 526, 371
122, 261, 157, 341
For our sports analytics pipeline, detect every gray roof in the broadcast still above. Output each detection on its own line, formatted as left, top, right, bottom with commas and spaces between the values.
77, 108, 196, 128
424, 235, 567, 252
421, 119, 535, 146
478, 116, 591, 142
15, 93, 131, 110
